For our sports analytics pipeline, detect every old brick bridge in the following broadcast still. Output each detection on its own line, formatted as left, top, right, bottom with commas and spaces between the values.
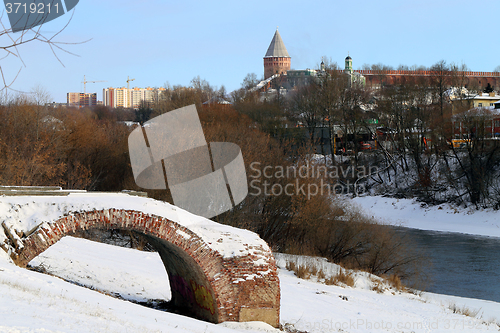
0, 188, 280, 327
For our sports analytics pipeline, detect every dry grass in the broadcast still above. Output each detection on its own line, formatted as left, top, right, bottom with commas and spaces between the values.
448, 303, 481, 318
285, 261, 311, 279
324, 276, 335, 285
325, 269, 355, 287
285, 259, 355, 287
285, 259, 411, 294
295, 265, 311, 279
335, 269, 355, 287
369, 274, 408, 294
280, 323, 308, 333
370, 277, 385, 293
285, 261, 296, 272
386, 274, 405, 291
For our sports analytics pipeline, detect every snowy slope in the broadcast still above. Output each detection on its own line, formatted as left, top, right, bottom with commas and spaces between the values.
0, 241, 279, 333
1, 236, 499, 333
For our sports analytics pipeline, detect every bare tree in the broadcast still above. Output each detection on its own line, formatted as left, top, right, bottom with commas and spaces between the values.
447, 108, 500, 207
337, 79, 371, 163
287, 83, 321, 146
314, 63, 345, 161
0, 6, 85, 96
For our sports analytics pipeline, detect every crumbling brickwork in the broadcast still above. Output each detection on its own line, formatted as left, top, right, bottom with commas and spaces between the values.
7, 209, 280, 327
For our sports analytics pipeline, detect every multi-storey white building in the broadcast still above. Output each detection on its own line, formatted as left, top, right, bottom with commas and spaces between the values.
103, 87, 165, 108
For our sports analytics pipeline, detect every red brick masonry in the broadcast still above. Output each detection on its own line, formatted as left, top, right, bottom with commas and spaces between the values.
7, 209, 280, 327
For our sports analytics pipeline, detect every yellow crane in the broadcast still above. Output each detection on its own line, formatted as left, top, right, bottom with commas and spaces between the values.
126, 76, 135, 90
82, 75, 107, 94
126, 76, 135, 108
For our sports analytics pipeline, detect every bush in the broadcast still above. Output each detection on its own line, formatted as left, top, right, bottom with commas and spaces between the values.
277, 196, 424, 281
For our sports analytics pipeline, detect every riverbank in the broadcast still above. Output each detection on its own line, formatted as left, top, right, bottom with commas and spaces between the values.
1, 237, 499, 332
351, 196, 500, 238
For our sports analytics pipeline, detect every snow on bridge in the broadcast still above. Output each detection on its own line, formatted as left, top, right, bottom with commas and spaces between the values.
0, 189, 280, 327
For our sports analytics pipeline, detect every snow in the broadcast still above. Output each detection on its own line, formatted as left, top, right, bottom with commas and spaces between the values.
0, 236, 499, 332
250, 74, 278, 92
0, 193, 271, 260
351, 195, 500, 238
176, 229, 191, 239
279, 269, 500, 333
29, 237, 172, 302
0, 236, 280, 333
1, 194, 499, 332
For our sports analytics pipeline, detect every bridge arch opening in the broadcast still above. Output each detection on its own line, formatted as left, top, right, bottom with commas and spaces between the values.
142, 232, 219, 321
29, 231, 217, 321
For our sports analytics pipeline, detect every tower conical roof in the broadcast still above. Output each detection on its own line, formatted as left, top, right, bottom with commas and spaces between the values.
264, 29, 290, 58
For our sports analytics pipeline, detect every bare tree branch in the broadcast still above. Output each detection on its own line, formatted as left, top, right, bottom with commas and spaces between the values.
0, 4, 90, 95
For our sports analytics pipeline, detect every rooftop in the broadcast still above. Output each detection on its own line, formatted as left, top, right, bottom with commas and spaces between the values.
264, 29, 290, 58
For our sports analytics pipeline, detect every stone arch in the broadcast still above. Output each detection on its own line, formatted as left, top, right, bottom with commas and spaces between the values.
8, 209, 280, 327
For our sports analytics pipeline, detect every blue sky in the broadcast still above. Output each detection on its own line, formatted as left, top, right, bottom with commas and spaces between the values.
2, 0, 499, 103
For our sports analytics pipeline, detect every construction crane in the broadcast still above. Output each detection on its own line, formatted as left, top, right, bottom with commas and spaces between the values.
126, 76, 135, 90
126, 76, 135, 108
82, 75, 107, 94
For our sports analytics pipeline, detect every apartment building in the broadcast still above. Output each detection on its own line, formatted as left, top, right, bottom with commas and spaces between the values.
103, 87, 165, 108
67, 92, 97, 108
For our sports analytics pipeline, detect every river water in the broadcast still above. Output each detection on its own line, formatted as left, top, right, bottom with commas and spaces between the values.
394, 227, 500, 303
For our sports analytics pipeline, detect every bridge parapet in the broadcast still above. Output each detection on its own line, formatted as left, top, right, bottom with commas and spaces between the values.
0, 186, 147, 197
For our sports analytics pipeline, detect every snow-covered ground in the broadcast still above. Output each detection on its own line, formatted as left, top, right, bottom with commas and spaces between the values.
1, 235, 499, 333
1, 194, 499, 332
351, 195, 500, 238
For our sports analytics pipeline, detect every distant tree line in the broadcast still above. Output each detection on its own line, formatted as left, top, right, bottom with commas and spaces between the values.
0, 80, 425, 283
